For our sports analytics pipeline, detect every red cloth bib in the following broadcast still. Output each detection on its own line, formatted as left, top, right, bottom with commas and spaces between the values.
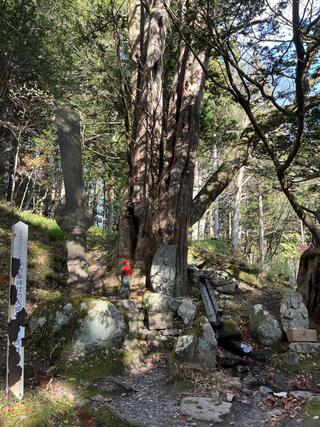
121, 265, 132, 276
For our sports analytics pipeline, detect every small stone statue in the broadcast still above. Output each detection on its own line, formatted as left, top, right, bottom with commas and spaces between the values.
280, 292, 309, 331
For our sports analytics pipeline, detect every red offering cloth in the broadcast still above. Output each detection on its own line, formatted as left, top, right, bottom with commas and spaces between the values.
121, 265, 132, 276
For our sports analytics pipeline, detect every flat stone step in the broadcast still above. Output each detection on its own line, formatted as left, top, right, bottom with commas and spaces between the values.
289, 342, 320, 353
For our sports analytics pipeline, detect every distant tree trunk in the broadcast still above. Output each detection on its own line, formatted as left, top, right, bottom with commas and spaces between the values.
232, 166, 244, 249
214, 199, 220, 238
7, 139, 20, 202
19, 171, 33, 211
300, 220, 305, 244
258, 186, 266, 267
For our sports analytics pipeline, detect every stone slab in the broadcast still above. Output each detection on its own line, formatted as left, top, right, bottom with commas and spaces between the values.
286, 329, 318, 343
289, 342, 320, 353
180, 397, 232, 423
148, 311, 173, 330
150, 245, 177, 295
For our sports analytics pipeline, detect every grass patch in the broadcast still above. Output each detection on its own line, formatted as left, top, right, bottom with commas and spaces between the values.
1, 205, 65, 242
189, 238, 235, 260
94, 408, 132, 426
0, 390, 78, 427
305, 398, 320, 417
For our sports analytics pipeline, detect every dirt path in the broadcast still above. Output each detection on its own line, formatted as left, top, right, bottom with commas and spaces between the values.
94, 352, 320, 427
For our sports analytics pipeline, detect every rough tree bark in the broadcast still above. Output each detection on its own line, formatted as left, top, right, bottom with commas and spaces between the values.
118, 0, 208, 295
231, 166, 244, 249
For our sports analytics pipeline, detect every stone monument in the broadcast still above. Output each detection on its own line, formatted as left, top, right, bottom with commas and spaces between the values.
150, 245, 177, 295
280, 291, 309, 332
54, 106, 93, 294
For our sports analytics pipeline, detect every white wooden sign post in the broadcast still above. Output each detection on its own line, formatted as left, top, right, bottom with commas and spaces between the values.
6, 221, 28, 400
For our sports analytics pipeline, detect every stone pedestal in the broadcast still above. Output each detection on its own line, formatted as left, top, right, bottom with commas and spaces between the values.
55, 204, 93, 294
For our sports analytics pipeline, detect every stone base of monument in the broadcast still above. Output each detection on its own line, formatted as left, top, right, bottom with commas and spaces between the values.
148, 312, 173, 330
289, 342, 320, 353
286, 329, 318, 343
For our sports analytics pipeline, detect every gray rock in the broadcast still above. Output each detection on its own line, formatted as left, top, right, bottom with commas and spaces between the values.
128, 320, 149, 338
280, 292, 309, 331
160, 328, 180, 336
172, 316, 217, 369
216, 279, 238, 294
177, 298, 196, 325
148, 311, 173, 330
29, 297, 126, 361
289, 390, 315, 400
224, 377, 242, 390
150, 245, 177, 295
265, 372, 292, 392
260, 386, 273, 394
174, 335, 196, 360
188, 265, 201, 286
117, 299, 144, 321
289, 342, 320, 353
143, 291, 174, 312
249, 304, 284, 346
226, 393, 235, 402
180, 397, 232, 423
284, 351, 302, 366
195, 318, 218, 368
74, 299, 126, 355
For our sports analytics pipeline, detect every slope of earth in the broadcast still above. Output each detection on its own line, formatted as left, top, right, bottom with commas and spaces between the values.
99, 240, 320, 427
0, 204, 118, 426
1, 207, 320, 427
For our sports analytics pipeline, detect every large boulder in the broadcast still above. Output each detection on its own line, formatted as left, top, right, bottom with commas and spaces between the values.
280, 292, 309, 332
29, 296, 127, 362
249, 304, 284, 347
171, 316, 217, 369
150, 245, 177, 295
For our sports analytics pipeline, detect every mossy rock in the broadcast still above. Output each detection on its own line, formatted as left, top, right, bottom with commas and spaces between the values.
271, 352, 320, 377
239, 271, 259, 286
219, 319, 242, 340
249, 304, 284, 347
29, 295, 127, 363
170, 316, 217, 369
63, 349, 124, 393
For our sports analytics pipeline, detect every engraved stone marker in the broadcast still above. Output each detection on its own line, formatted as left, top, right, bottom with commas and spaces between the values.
6, 221, 28, 400
150, 245, 177, 295
54, 106, 93, 294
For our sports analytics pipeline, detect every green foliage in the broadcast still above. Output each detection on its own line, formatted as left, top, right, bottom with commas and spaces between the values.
189, 238, 235, 258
